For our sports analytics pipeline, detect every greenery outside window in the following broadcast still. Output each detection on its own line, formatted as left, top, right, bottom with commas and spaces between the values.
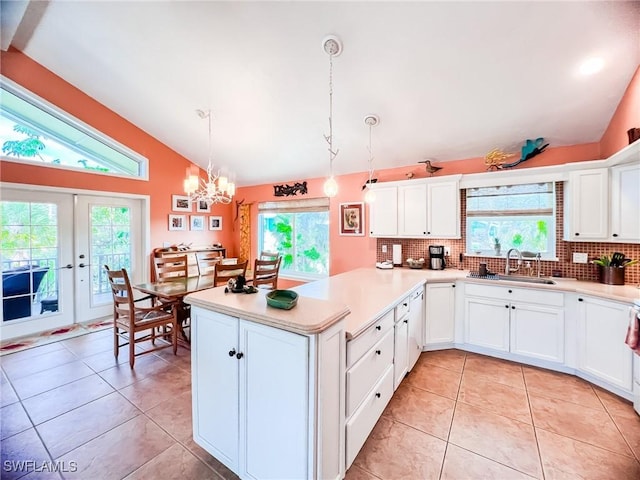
466, 182, 556, 258
258, 198, 330, 280
0, 79, 147, 179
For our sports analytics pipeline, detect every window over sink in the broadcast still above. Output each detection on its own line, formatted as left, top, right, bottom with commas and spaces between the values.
466, 182, 556, 259
258, 198, 329, 280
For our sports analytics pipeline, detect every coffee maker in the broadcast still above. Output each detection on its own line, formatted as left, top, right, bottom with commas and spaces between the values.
429, 245, 446, 270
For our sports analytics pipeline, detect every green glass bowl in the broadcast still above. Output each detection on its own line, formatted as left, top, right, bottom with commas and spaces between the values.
266, 289, 299, 310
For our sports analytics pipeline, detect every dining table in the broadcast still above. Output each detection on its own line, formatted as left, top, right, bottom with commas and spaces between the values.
134, 269, 253, 346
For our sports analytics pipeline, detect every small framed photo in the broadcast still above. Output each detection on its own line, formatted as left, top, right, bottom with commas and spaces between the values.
209, 216, 223, 231
196, 199, 211, 213
190, 215, 205, 231
172, 195, 192, 212
168, 214, 186, 231
339, 202, 364, 236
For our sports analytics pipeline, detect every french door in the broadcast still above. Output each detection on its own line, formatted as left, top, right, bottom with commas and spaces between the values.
1, 187, 144, 340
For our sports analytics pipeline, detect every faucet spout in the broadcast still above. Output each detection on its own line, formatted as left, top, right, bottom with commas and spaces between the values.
505, 248, 523, 275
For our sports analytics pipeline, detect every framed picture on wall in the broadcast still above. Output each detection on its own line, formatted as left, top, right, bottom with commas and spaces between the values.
339, 202, 364, 236
196, 199, 211, 213
209, 216, 223, 231
190, 215, 205, 231
168, 214, 186, 231
172, 195, 192, 212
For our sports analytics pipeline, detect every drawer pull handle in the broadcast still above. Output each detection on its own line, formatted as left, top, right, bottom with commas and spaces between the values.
228, 349, 236, 357
376, 349, 381, 355
375, 325, 382, 331
375, 392, 381, 398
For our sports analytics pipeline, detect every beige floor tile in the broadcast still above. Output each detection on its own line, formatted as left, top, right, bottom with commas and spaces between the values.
441, 444, 537, 480
22, 374, 114, 425
182, 437, 240, 480
382, 382, 455, 440
36, 392, 141, 458
354, 416, 447, 480
124, 443, 219, 479
463, 354, 525, 389
418, 349, 467, 373
523, 366, 602, 409
458, 373, 532, 424
11, 360, 94, 399
0, 428, 52, 480
1, 402, 32, 440
146, 389, 193, 441
529, 393, 632, 456
61, 334, 116, 358
2, 348, 79, 381
0, 342, 65, 365
344, 464, 382, 480
449, 402, 542, 478
0, 378, 19, 407
56, 416, 175, 479
97, 353, 173, 390
594, 386, 638, 419
405, 362, 461, 399
537, 428, 640, 479
119, 367, 191, 412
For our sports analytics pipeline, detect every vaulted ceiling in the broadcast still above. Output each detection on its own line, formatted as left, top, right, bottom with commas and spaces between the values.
3, 1, 639, 186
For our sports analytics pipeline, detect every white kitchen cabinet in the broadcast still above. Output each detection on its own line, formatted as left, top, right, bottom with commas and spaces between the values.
393, 314, 409, 390
425, 283, 456, 346
427, 180, 461, 238
564, 168, 609, 240
610, 162, 640, 242
192, 307, 345, 480
407, 287, 424, 370
577, 295, 633, 393
464, 283, 564, 362
369, 186, 398, 236
398, 184, 427, 236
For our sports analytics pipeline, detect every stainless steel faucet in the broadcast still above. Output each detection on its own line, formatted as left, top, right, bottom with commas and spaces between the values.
505, 248, 522, 275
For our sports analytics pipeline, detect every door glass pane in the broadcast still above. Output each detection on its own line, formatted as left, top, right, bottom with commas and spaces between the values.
1, 201, 59, 322
90, 205, 131, 306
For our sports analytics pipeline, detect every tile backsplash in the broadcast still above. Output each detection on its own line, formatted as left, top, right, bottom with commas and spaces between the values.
376, 183, 640, 285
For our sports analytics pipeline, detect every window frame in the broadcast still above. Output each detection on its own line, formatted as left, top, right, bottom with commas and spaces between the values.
0, 76, 148, 181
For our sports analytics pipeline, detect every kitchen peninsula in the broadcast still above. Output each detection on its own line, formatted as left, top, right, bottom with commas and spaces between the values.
185, 267, 640, 479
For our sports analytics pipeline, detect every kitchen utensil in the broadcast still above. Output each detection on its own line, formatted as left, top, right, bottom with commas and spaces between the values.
266, 289, 299, 310
611, 252, 625, 267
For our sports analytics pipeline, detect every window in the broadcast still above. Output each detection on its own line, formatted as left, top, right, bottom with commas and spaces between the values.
0, 79, 147, 179
258, 198, 330, 280
466, 183, 556, 258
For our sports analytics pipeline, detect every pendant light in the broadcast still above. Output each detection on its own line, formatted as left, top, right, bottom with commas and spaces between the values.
322, 35, 342, 198
363, 114, 379, 203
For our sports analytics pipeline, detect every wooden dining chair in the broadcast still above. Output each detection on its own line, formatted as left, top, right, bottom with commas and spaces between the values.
252, 257, 281, 290
213, 260, 249, 287
104, 265, 178, 368
260, 251, 279, 261
153, 254, 189, 280
196, 251, 223, 276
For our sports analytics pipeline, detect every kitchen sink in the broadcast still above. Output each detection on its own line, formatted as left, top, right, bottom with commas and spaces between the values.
496, 275, 556, 285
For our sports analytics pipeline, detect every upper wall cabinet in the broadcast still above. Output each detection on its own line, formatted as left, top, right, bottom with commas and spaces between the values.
369, 177, 461, 239
564, 163, 640, 243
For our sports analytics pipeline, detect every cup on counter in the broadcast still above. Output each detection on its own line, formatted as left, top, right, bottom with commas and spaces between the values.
479, 262, 488, 276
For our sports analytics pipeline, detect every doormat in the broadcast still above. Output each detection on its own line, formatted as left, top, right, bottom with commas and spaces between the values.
0, 319, 112, 356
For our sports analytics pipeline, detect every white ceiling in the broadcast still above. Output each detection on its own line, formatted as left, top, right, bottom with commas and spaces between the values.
4, 1, 640, 186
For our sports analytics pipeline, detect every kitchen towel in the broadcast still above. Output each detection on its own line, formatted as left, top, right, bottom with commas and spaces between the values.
624, 307, 640, 354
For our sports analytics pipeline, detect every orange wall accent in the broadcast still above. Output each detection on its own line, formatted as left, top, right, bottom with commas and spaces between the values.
600, 66, 640, 158
236, 142, 600, 277
0, 49, 235, 256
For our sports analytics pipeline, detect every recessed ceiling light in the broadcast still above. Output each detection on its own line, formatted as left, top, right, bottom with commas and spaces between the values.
579, 57, 604, 76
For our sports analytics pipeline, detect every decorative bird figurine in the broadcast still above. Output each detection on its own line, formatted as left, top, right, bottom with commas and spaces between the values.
418, 159, 442, 176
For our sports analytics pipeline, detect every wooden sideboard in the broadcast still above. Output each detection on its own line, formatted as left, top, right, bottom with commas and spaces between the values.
151, 246, 227, 280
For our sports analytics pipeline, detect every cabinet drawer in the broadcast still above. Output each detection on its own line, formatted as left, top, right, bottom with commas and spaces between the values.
345, 365, 394, 468
347, 309, 394, 368
395, 295, 410, 321
346, 328, 394, 417
465, 282, 563, 307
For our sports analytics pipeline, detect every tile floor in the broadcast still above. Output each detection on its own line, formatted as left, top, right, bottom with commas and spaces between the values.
1, 332, 639, 479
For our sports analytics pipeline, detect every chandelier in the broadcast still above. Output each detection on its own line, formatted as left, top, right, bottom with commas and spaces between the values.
183, 109, 236, 205
322, 35, 342, 198
363, 114, 379, 203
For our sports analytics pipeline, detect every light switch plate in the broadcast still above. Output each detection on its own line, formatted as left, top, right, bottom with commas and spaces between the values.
573, 252, 588, 263
381, 245, 387, 253
444, 246, 451, 256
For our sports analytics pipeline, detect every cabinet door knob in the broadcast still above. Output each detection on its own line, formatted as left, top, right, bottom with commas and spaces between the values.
376, 349, 381, 355
375, 392, 381, 398
508, 289, 512, 293
427, 231, 431, 235
505, 305, 509, 308
403, 303, 408, 307
452, 284, 455, 288
375, 325, 382, 331
578, 298, 584, 302
228, 349, 236, 357
236, 352, 244, 359
612, 233, 619, 237
511, 305, 515, 309
403, 319, 408, 324
575, 232, 580, 236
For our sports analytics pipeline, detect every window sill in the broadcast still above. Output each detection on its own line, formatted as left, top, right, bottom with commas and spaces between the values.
463, 253, 559, 262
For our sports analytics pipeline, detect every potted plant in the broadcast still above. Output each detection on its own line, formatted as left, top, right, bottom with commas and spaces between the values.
592, 254, 637, 285
493, 237, 501, 256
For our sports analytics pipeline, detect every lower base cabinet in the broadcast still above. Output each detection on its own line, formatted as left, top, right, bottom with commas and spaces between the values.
424, 283, 455, 346
191, 306, 345, 480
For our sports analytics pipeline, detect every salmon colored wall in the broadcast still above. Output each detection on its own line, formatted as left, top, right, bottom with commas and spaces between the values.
600, 66, 640, 157
0, 49, 235, 257
236, 143, 601, 278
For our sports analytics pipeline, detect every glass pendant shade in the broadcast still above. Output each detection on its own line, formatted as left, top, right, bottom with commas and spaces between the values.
323, 176, 338, 197
364, 187, 376, 203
